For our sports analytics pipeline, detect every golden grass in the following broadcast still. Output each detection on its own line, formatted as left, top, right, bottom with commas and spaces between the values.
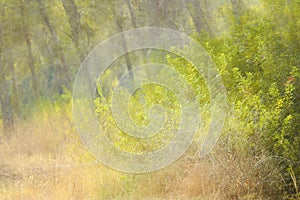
0, 105, 285, 199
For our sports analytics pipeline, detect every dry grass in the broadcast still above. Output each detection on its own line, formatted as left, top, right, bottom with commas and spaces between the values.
0, 106, 285, 199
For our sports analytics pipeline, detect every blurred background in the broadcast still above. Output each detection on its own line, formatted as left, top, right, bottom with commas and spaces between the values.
0, 0, 299, 199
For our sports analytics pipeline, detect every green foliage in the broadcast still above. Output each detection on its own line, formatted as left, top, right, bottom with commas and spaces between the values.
94, 80, 181, 154
200, 1, 300, 195
164, 0, 300, 195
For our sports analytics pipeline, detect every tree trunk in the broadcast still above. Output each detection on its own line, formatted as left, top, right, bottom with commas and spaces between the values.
25, 33, 39, 95
0, 45, 14, 134
61, 0, 85, 62
230, 0, 242, 23
124, 0, 151, 64
125, 0, 138, 29
9, 61, 21, 117
38, 0, 71, 89
20, 4, 39, 95
184, 0, 212, 35
111, 0, 134, 79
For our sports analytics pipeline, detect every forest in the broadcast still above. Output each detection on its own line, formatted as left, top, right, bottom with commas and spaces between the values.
0, 0, 299, 199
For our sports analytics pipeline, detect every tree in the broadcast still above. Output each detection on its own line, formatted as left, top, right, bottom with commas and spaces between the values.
20, 2, 39, 95
0, 24, 14, 134
37, 0, 71, 89
61, 0, 86, 62
110, 0, 134, 79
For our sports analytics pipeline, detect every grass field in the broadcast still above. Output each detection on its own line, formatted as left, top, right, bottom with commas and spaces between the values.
0, 104, 287, 200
